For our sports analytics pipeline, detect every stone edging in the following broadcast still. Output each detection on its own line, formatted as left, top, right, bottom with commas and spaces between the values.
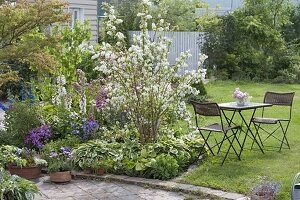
74, 172, 249, 200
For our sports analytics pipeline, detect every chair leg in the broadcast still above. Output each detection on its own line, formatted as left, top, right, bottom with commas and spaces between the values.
279, 121, 291, 151
198, 131, 215, 157
221, 130, 240, 165
217, 135, 226, 155
251, 123, 264, 150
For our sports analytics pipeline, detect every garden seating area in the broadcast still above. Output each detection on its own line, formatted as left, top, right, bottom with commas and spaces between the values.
1, 0, 300, 200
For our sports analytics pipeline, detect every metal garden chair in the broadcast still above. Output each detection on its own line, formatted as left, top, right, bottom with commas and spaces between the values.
251, 91, 295, 151
191, 101, 241, 165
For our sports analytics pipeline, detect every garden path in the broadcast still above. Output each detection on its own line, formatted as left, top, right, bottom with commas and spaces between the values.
35, 176, 208, 200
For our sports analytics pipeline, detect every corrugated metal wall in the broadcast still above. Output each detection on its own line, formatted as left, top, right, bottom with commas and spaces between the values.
128, 31, 205, 74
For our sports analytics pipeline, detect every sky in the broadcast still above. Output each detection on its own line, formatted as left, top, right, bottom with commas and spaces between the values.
202, 0, 299, 10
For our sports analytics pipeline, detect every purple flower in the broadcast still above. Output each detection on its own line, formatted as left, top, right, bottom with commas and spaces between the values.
96, 86, 108, 110
25, 125, 52, 149
251, 176, 282, 198
15, 148, 23, 155
233, 88, 249, 100
49, 152, 58, 158
80, 118, 99, 139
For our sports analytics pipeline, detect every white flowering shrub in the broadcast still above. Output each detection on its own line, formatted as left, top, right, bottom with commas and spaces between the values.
94, 1, 207, 143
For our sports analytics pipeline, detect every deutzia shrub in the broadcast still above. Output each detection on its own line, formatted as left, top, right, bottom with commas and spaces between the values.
94, 1, 207, 143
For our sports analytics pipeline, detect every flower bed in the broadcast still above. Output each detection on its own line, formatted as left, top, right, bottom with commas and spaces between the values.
71, 134, 203, 180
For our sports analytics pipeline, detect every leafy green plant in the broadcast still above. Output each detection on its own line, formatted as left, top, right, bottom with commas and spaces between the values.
0, 145, 47, 168
0, 145, 26, 168
200, 0, 291, 81
46, 147, 73, 173
42, 104, 81, 140
0, 167, 40, 200
42, 134, 80, 160
72, 140, 117, 170
3, 101, 41, 147
149, 153, 179, 180
188, 81, 208, 102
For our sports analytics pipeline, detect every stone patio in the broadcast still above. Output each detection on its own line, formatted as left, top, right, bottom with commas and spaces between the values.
35, 177, 208, 200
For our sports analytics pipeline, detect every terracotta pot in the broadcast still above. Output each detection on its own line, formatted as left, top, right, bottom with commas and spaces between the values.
95, 168, 106, 175
250, 194, 274, 200
49, 171, 72, 183
8, 165, 41, 180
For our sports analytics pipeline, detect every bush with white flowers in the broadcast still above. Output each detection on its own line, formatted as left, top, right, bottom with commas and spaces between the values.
94, 1, 207, 143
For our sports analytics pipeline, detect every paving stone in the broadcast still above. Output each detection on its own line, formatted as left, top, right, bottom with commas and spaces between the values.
200, 187, 227, 196
221, 192, 246, 199
47, 197, 74, 200
35, 175, 246, 200
117, 183, 153, 194
34, 194, 48, 200
124, 176, 147, 184
90, 192, 116, 199
72, 194, 97, 200
104, 185, 133, 196
109, 174, 130, 181
155, 180, 179, 188
176, 183, 194, 190
140, 178, 161, 185
118, 194, 144, 200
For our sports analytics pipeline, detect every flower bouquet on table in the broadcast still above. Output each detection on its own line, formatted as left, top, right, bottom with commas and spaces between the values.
47, 147, 73, 183
0, 145, 47, 179
233, 88, 251, 106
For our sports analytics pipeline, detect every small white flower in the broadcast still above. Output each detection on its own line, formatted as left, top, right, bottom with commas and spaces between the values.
116, 32, 125, 39
116, 19, 123, 24
152, 23, 156, 30
145, 15, 152, 19
108, 14, 116, 21
142, 0, 151, 6
137, 13, 145, 17
57, 75, 66, 85
91, 53, 100, 60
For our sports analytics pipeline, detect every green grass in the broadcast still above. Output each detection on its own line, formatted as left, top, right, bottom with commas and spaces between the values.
182, 81, 300, 199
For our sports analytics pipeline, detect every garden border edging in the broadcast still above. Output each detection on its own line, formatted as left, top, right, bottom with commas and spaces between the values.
74, 172, 249, 200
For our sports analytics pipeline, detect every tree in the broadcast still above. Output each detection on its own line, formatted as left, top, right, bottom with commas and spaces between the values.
94, 2, 206, 143
110, 0, 142, 31
0, 0, 69, 88
110, 0, 204, 31
151, 0, 202, 31
200, 0, 291, 81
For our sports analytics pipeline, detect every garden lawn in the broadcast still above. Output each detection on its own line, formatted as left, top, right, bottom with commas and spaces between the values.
182, 81, 300, 199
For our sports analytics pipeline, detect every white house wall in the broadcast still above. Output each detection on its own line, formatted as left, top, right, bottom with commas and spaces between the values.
67, 0, 98, 44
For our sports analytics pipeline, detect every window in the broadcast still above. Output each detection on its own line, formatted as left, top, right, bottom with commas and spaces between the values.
69, 8, 84, 28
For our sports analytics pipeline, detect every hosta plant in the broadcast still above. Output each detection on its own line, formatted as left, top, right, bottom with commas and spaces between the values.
0, 167, 40, 200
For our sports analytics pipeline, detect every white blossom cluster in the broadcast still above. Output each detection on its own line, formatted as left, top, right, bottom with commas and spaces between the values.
73, 69, 88, 115
93, 1, 208, 139
52, 75, 72, 110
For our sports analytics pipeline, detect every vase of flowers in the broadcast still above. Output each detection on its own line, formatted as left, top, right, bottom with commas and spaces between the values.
233, 88, 250, 106
2, 146, 47, 180
250, 176, 281, 200
47, 147, 73, 183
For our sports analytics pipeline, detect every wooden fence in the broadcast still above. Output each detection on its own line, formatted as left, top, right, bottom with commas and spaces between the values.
128, 31, 205, 74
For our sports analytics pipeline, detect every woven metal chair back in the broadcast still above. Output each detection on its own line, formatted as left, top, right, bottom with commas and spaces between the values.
191, 101, 221, 116
264, 92, 295, 106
